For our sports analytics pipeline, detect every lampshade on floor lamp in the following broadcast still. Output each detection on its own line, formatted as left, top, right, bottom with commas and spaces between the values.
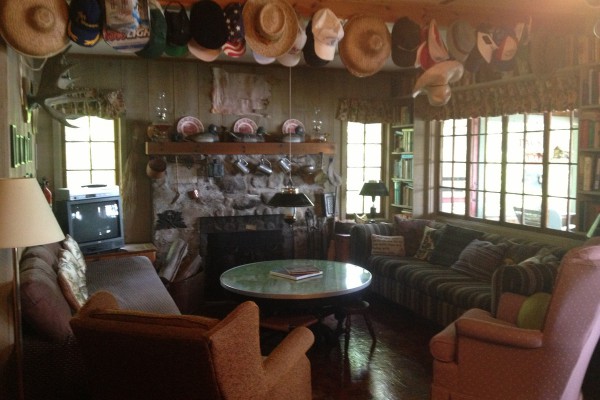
0, 178, 65, 400
360, 180, 389, 220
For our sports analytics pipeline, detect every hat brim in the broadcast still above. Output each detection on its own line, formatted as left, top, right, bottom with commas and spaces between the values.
339, 15, 391, 77
165, 43, 189, 57
188, 38, 220, 62
0, 0, 69, 57
242, 0, 298, 58
413, 60, 464, 106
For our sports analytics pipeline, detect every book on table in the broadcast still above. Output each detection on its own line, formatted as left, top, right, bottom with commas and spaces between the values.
270, 264, 323, 280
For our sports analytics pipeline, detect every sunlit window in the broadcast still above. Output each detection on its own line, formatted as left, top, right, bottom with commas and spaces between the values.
64, 116, 118, 188
345, 122, 383, 216
439, 112, 578, 232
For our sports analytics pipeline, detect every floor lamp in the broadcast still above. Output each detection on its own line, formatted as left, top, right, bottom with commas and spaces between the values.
0, 178, 65, 400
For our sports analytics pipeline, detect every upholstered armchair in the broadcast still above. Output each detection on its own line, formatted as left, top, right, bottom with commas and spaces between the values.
429, 242, 600, 400
70, 291, 314, 400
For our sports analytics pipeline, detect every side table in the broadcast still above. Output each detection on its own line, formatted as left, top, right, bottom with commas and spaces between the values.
84, 243, 157, 264
334, 234, 351, 262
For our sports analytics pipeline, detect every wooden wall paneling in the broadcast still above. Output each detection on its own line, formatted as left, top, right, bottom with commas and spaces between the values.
172, 61, 199, 121
121, 59, 154, 243
147, 60, 174, 123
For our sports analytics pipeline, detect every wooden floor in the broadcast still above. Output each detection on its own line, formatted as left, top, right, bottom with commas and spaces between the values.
265, 293, 600, 400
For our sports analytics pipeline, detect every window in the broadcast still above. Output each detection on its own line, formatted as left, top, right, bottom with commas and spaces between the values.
439, 112, 578, 232
64, 116, 119, 188
345, 122, 384, 216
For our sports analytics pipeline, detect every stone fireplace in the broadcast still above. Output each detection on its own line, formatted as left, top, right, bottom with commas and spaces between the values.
151, 153, 335, 272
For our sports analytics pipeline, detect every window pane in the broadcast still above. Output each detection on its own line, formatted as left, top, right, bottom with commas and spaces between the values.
66, 171, 92, 188
91, 143, 116, 169
346, 144, 365, 167
90, 119, 115, 141
453, 135, 467, 162
91, 170, 116, 186
347, 122, 364, 143
440, 111, 578, 232
364, 144, 382, 166
65, 142, 91, 170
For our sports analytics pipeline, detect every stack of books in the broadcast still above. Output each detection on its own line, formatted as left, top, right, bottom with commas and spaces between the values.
270, 264, 323, 280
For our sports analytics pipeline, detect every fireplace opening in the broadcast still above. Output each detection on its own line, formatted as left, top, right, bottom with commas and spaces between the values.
199, 215, 290, 300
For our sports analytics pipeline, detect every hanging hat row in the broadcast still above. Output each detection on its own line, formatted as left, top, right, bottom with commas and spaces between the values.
410, 17, 531, 107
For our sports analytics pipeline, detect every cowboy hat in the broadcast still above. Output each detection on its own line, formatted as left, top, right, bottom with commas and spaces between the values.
412, 60, 464, 106
242, 0, 298, 58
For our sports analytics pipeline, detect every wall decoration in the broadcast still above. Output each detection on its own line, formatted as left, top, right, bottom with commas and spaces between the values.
10, 125, 33, 167
210, 67, 271, 115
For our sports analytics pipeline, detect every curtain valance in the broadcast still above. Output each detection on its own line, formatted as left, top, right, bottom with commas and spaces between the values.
336, 98, 405, 123
52, 89, 126, 120
414, 71, 580, 121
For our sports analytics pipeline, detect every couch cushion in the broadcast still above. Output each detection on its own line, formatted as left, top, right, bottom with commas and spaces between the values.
429, 225, 483, 267
87, 256, 180, 314
371, 234, 405, 257
450, 239, 508, 282
62, 234, 87, 273
434, 280, 492, 311
414, 226, 438, 261
393, 218, 432, 256
20, 256, 74, 342
21, 242, 62, 274
57, 249, 89, 311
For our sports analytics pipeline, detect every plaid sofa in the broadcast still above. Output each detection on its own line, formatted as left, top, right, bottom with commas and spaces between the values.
349, 219, 568, 327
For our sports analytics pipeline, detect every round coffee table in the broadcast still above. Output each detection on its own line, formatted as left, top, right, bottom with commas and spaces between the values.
219, 259, 372, 301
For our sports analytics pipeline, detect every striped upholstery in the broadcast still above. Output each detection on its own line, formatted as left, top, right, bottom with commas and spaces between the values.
351, 222, 567, 327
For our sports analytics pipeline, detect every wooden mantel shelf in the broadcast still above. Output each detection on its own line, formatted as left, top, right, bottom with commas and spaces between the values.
145, 141, 336, 156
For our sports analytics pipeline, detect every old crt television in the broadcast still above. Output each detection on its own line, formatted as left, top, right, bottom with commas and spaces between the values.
54, 186, 125, 255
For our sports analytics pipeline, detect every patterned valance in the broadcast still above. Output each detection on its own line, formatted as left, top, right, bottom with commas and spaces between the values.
51, 89, 126, 120
336, 98, 404, 123
414, 71, 580, 121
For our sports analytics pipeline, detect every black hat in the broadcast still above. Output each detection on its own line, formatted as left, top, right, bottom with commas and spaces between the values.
302, 20, 328, 67
189, 0, 228, 50
391, 17, 420, 68
165, 2, 190, 46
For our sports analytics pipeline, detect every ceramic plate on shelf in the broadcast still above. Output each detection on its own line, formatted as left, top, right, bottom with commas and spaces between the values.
176, 116, 204, 136
282, 119, 304, 135
233, 118, 258, 134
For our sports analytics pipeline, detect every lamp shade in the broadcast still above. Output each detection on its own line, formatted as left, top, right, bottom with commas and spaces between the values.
359, 181, 389, 197
0, 178, 64, 248
267, 186, 314, 208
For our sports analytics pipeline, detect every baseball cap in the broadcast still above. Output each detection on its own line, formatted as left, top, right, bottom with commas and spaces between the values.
67, 0, 102, 47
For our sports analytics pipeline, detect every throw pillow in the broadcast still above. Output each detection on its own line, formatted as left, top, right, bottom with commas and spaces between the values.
62, 234, 87, 273
450, 239, 508, 281
429, 225, 483, 267
57, 249, 89, 310
393, 218, 432, 257
517, 292, 552, 330
414, 226, 437, 260
371, 234, 406, 257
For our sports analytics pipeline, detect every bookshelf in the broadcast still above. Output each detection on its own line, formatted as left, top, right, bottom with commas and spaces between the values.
390, 103, 414, 219
578, 108, 600, 233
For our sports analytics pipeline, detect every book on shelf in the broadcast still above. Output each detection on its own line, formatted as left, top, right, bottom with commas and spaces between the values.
269, 265, 323, 280
583, 155, 593, 191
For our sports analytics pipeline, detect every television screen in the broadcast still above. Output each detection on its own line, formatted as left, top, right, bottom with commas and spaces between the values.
54, 195, 125, 254
69, 200, 121, 242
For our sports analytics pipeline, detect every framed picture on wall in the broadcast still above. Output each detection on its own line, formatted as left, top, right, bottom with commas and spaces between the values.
315, 192, 335, 218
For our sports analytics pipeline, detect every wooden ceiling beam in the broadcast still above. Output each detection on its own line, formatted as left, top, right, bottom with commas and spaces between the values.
157, 0, 592, 28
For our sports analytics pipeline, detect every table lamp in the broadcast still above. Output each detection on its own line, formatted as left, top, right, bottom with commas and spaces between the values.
0, 178, 65, 400
360, 180, 389, 220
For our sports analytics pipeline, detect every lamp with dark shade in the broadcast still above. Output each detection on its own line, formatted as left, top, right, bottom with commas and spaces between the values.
360, 180, 389, 220
0, 178, 65, 400
267, 178, 314, 225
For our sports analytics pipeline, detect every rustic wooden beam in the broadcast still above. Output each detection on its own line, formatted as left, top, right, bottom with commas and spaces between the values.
157, 0, 593, 28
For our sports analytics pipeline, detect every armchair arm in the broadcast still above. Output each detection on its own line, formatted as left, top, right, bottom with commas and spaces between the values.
456, 316, 543, 349
349, 223, 395, 267
263, 326, 314, 381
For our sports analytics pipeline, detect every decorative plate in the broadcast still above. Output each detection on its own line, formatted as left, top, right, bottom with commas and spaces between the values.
233, 118, 258, 134
176, 116, 204, 136
282, 119, 304, 135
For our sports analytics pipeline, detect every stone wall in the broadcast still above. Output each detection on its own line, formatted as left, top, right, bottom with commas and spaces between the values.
151, 152, 333, 265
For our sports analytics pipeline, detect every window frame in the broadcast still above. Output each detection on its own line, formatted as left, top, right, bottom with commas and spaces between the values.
436, 111, 578, 234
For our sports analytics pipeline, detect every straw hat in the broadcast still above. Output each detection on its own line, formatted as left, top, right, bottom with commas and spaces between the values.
242, 0, 298, 58
339, 15, 391, 77
0, 0, 69, 57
